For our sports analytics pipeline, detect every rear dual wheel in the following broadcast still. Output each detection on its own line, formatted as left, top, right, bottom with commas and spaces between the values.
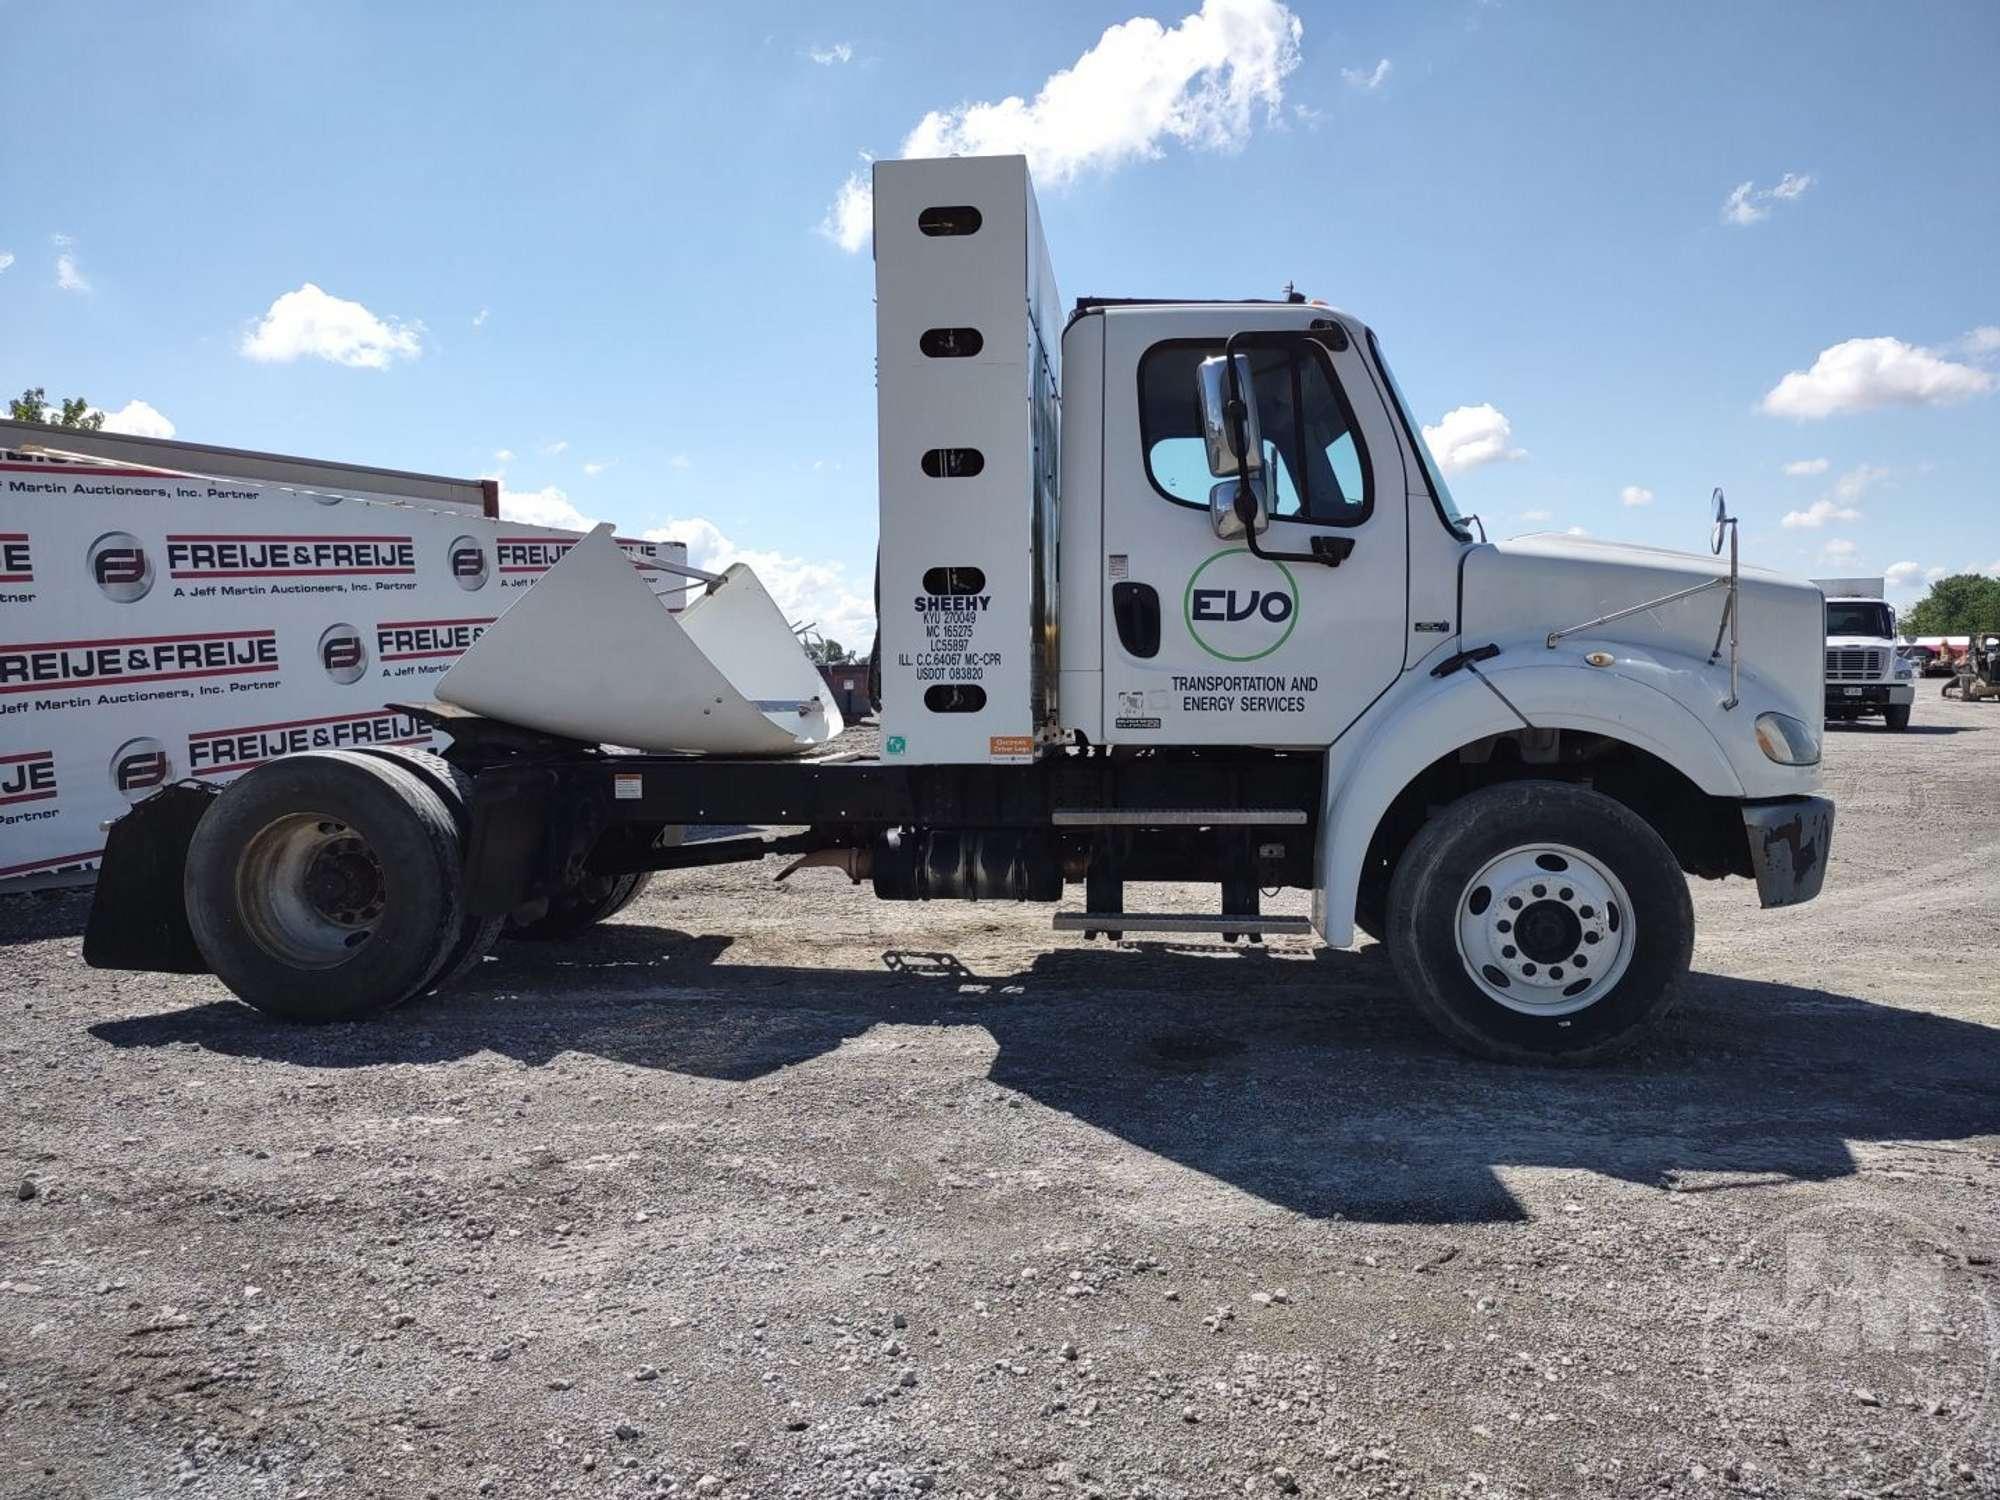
184, 749, 495, 1022
1385, 781, 1693, 1064
502, 872, 650, 942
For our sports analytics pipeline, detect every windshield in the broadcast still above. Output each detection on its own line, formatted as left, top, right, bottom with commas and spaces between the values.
1366, 329, 1466, 535
1826, 601, 1893, 638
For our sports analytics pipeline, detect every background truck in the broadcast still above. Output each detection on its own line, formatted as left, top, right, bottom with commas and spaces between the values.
82, 155, 1834, 1064
1812, 576, 1915, 730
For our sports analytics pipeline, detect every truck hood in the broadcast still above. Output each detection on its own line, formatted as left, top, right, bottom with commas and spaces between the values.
1462, 533, 1825, 722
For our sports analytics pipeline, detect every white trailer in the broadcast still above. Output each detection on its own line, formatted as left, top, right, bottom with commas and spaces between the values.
83, 156, 1833, 1063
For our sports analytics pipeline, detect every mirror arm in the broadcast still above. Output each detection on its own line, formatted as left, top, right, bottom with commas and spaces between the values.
1220, 331, 1355, 570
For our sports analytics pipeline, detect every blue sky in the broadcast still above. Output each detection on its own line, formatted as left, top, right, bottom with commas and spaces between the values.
4, 0, 1995, 643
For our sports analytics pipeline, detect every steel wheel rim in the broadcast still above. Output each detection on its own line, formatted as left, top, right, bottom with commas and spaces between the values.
235, 812, 386, 969
1453, 842, 1635, 1016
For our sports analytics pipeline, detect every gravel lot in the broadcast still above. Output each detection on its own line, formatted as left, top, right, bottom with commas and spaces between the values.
4, 697, 1997, 1499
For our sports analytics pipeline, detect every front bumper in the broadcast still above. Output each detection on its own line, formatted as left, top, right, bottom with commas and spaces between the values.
1741, 795, 1834, 908
1825, 681, 1913, 711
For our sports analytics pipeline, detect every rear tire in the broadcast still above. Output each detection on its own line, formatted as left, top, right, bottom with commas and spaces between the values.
1883, 704, 1912, 731
185, 751, 465, 1021
1384, 780, 1692, 1064
350, 746, 504, 994
502, 872, 651, 942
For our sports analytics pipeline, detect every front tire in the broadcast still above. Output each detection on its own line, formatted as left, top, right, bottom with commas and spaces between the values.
1384, 781, 1693, 1064
1883, 703, 1912, 731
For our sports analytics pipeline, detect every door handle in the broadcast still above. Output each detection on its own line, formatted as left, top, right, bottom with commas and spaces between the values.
1112, 581, 1161, 658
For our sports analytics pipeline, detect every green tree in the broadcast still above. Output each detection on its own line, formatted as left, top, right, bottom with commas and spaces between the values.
7, 387, 104, 430
1902, 574, 2000, 636
805, 636, 852, 665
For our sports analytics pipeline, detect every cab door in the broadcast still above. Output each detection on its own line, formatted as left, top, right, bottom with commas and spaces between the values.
1099, 308, 1409, 748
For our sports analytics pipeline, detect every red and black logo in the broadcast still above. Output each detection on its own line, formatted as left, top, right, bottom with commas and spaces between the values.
447, 536, 489, 591
376, 617, 492, 662
0, 750, 57, 807
164, 533, 416, 579
318, 622, 369, 684
187, 708, 430, 777
110, 736, 172, 801
494, 534, 661, 574
0, 533, 31, 585
87, 531, 154, 603
0, 629, 279, 694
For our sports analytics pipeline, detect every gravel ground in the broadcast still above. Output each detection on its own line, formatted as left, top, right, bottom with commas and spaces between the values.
4, 698, 1998, 1500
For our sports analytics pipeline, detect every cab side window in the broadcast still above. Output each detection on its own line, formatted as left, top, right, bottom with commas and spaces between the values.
1138, 338, 1371, 526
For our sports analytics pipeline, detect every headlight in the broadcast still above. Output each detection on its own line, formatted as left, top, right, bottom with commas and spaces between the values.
1754, 711, 1820, 766
1895, 664, 1915, 679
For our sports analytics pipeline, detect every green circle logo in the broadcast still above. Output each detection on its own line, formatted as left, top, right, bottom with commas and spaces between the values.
1182, 548, 1300, 662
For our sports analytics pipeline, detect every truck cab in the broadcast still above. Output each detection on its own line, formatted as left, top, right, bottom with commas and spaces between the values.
1812, 580, 1914, 730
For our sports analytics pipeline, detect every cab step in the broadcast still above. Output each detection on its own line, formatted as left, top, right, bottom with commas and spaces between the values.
1049, 807, 1309, 827
1051, 912, 1314, 936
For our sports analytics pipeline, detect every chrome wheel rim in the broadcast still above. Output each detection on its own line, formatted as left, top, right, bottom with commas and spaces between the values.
1453, 842, 1635, 1016
235, 813, 385, 968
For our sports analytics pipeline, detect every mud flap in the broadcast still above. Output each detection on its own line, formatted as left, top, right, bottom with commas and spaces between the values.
1740, 795, 1834, 908
81, 782, 218, 973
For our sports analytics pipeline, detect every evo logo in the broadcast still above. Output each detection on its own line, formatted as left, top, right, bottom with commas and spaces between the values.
1184, 548, 1300, 663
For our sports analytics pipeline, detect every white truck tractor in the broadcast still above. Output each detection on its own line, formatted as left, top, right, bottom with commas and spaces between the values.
1812, 577, 1915, 731
82, 156, 1832, 1063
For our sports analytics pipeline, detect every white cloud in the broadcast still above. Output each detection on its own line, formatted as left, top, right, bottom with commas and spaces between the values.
52, 233, 89, 293
1619, 485, 1654, 508
0, 251, 14, 274
1518, 508, 1552, 523
647, 515, 875, 645
1761, 335, 1994, 419
29, 397, 178, 438
1927, 566, 1950, 581
1341, 57, 1391, 91
1830, 463, 1888, 503
1819, 538, 1858, 563
582, 460, 612, 477
1963, 325, 2000, 356
498, 484, 596, 532
240, 283, 424, 368
540, 439, 569, 456
494, 448, 515, 464
822, 0, 1302, 252
820, 165, 876, 253
1421, 403, 1525, 475
808, 41, 854, 65
1722, 172, 1813, 226
1781, 497, 1862, 529
1291, 102, 1324, 129
1565, 526, 1591, 538
670, 453, 692, 470
1782, 457, 1829, 477
472, 306, 489, 329
1884, 561, 1923, 588
97, 399, 176, 439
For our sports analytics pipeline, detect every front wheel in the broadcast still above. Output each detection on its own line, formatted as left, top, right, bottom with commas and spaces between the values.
1384, 781, 1693, 1064
1883, 703, 1912, 731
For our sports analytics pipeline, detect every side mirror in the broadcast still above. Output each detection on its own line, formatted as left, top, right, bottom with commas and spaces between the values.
1196, 353, 1264, 478
1211, 477, 1269, 539
1710, 486, 1731, 556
